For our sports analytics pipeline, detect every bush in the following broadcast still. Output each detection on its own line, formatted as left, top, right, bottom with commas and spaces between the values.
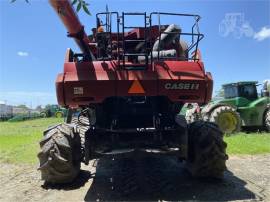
8, 113, 42, 122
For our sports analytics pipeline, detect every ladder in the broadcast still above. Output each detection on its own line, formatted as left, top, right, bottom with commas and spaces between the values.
121, 12, 149, 69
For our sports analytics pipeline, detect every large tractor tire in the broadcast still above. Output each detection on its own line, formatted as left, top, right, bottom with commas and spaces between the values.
40, 112, 47, 118
185, 108, 200, 124
264, 109, 270, 132
186, 121, 228, 179
209, 106, 241, 134
37, 123, 81, 184
55, 111, 64, 118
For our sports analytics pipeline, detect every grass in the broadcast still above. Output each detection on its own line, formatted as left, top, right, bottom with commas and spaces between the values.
0, 118, 63, 164
0, 118, 269, 164
224, 133, 270, 155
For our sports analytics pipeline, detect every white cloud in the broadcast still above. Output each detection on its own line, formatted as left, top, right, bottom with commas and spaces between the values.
17, 51, 29, 57
254, 27, 270, 41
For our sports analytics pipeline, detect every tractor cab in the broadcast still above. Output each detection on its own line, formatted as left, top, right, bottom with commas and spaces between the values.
223, 81, 258, 101
201, 81, 270, 134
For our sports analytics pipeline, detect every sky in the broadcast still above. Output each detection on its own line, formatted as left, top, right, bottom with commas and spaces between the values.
0, 0, 270, 108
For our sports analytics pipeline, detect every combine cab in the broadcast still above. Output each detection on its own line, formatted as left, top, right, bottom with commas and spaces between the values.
37, 0, 228, 184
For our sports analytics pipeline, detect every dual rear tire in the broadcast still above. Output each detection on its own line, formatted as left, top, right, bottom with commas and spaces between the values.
187, 121, 228, 178
37, 124, 81, 184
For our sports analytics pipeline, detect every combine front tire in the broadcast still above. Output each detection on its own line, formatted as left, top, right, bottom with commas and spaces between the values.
37, 123, 81, 184
209, 106, 241, 134
186, 121, 228, 179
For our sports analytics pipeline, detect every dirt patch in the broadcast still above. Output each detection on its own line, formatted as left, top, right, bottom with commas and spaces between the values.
0, 154, 269, 202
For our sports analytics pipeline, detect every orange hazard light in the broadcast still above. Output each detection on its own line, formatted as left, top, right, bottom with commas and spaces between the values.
128, 80, 145, 94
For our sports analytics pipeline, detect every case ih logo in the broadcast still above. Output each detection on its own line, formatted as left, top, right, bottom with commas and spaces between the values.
165, 83, 200, 90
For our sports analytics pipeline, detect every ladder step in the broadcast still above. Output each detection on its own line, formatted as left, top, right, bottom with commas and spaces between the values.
124, 26, 143, 29
160, 31, 181, 34
124, 39, 146, 42
121, 12, 148, 68
124, 53, 148, 56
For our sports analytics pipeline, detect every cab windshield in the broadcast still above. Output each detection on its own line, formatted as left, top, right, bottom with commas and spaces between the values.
224, 86, 238, 99
224, 84, 258, 100
239, 84, 258, 100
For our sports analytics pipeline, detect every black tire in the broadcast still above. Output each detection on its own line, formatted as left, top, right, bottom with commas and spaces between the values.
185, 109, 200, 124
264, 109, 270, 132
55, 111, 63, 118
37, 123, 81, 184
40, 112, 47, 118
209, 106, 241, 134
186, 121, 228, 179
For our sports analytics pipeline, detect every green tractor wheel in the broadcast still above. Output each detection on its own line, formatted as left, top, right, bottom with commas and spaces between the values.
209, 106, 241, 134
40, 112, 47, 118
55, 111, 64, 118
264, 109, 270, 132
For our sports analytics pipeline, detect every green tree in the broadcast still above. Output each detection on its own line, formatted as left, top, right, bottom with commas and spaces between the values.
35, 105, 43, 111
17, 104, 29, 109
214, 88, 224, 99
72, 0, 91, 15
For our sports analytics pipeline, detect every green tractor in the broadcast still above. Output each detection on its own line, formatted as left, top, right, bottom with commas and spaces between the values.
40, 105, 67, 118
201, 81, 270, 134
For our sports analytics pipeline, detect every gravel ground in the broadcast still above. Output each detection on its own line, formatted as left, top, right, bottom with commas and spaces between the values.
0, 154, 269, 202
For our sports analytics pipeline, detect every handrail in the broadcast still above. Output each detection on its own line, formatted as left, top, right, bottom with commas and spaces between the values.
96, 12, 119, 64
149, 12, 203, 62
94, 11, 204, 63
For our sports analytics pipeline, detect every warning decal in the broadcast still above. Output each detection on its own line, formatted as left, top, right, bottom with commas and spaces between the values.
128, 80, 145, 94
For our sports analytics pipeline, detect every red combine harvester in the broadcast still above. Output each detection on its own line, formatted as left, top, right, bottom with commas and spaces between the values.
38, 0, 228, 184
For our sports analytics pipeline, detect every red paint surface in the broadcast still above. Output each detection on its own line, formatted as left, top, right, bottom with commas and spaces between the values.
56, 60, 213, 107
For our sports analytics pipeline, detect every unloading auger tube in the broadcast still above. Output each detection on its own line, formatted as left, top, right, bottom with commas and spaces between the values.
49, 0, 95, 61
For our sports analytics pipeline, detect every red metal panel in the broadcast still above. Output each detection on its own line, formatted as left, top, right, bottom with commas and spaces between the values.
116, 70, 157, 96
63, 62, 116, 105
56, 60, 212, 106
55, 74, 65, 106
205, 72, 213, 103
154, 61, 205, 73
154, 61, 207, 104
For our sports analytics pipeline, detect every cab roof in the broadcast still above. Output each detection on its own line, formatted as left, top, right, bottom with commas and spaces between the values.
222, 81, 258, 87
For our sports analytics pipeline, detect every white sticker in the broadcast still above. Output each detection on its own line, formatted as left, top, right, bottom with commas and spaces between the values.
74, 87, 83, 95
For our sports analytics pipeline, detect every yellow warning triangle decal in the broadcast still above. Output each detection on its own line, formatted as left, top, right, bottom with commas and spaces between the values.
128, 80, 145, 94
